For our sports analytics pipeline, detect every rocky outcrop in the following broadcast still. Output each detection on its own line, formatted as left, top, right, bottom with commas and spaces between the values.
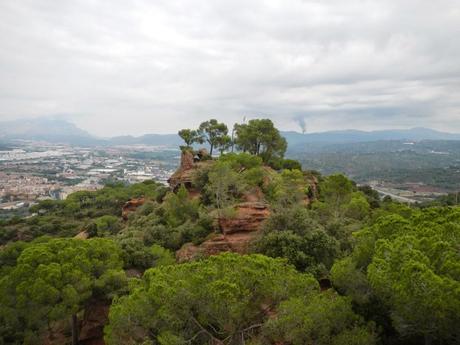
176, 232, 261, 263
181, 149, 195, 170
121, 197, 145, 220
168, 149, 213, 191
41, 301, 110, 345
79, 300, 110, 345
168, 150, 197, 190
176, 202, 269, 262
219, 202, 270, 234
304, 172, 319, 202
74, 230, 89, 239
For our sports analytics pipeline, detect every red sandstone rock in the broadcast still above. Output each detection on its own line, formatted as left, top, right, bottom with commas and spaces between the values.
74, 230, 89, 239
79, 300, 110, 345
176, 231, 262, 263
168, 149, 214, 191
121, 197, 145, 220
219, 202, 270, 234
176, 202, 269, 262
168, 150, 195, 190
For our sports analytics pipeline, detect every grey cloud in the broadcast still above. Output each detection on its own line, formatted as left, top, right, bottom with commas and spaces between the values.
0, 0, 459, 135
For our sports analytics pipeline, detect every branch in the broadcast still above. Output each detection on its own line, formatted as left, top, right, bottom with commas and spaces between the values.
185, 330, 206, 344
241, 323, 264, 333
190, 316, 224, 344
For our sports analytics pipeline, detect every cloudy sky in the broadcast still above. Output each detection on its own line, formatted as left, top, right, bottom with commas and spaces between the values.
0, 0, 459, 136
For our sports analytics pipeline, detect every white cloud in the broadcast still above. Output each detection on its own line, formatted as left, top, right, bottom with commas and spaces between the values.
0, 0, 459, 135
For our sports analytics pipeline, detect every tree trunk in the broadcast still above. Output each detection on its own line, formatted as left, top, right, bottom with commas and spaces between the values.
210, 143, 213, 156
71, 313, 79, 345
424, 334, 432, 345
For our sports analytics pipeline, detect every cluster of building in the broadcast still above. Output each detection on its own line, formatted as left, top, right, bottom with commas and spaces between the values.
367, 180, 446, 204
0, 141, 179, 212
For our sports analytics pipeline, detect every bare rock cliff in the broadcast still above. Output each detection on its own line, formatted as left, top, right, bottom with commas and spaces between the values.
121, 197, 145, 220
176, 201, 270, 262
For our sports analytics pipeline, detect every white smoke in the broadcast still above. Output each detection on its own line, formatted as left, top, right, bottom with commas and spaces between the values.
296, 116, 307, 134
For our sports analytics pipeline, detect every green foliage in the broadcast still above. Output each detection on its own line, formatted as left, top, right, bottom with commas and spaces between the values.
204, 161, 245, 210
358, 185, 381, 209
257, 230, 339, 276
92, 215, 121, 237
0, 240, 29, 276
345, 192, 371, 220
162, 185, 200, 227
241, 166, 266, 187
331, 257, 372, 305
258, 206, 339, 275
118, 237, 175, 270
277, 169, 307, 205
268, 157, 302, 171
234, 119, 287, 162
117, 187, 213, 252
198, 119, 229, 155
216, 133, 232, 154
178, 129, 203, 147
105, 253, 318, 345
281, 158, 302, 170
150, 244, 175, 267
332, 206, 460, 344
368, 232, 460, 342
320, 174, 354, 212
262, 291, 376, 345
263, 205, 322, 236
0, 238, 126, 344
218, 152, 263, 170
0, 181, 165, 245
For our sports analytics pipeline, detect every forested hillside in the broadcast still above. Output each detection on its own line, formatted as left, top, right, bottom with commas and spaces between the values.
0, 119, 458, 345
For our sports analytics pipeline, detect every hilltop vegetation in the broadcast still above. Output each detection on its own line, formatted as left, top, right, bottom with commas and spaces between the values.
0, 119, 458, 345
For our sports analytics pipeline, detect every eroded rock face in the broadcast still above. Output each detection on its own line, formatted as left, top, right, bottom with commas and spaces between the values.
168, 149, 213, 191
168, 150, 198, 190
121, 197, 145, 220
219, 202, 270, 234
79, 300, 110, 345
180, 149, 195, 170
41, 301, 110, 345
176, 232, 262, 263
74, 230, 89, 239
176, 202, 269, 262
305, 173, 319, 202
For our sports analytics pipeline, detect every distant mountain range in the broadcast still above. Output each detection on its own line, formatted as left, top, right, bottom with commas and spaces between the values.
109, 134, 182, 146
1, 118, 460, 147
0, 118, 98, 146
282, 128, 460, 151
0, 118, 183, 146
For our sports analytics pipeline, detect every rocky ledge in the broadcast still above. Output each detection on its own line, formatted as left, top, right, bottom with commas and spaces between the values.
176, 201, 270, 262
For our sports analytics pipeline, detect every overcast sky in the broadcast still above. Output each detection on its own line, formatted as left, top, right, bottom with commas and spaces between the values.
0, 0, 459, 136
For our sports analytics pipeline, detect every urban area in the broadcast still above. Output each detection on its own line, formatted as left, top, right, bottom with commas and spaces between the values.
0, 141, 178, 218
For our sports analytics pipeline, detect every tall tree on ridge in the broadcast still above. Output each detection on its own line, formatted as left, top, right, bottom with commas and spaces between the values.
234, 119, 287, 162
198, 119, 228, 156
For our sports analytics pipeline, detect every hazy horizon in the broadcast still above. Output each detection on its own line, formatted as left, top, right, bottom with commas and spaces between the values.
2, 116, 460, 140
1, 1, 459, 136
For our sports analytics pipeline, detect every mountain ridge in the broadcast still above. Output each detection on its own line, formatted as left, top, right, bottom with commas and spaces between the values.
1, 118, 460, 146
